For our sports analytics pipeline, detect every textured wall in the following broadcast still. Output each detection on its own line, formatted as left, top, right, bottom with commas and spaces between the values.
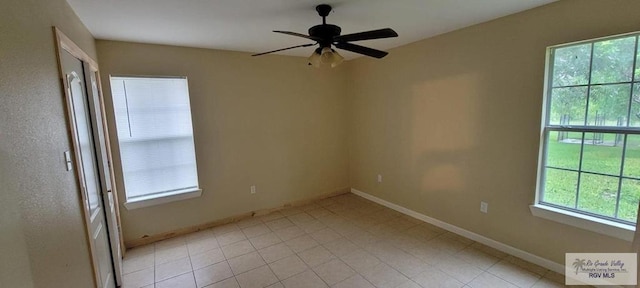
96, 41, 350, 243
0, 0, 97, 287
347, 0, 637, 264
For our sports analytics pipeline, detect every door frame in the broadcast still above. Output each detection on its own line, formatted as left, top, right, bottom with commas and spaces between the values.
53, 27, 125, 287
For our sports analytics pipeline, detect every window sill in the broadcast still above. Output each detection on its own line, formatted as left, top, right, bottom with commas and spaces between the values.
530, 204, 634, 242
124, 188, 202, 210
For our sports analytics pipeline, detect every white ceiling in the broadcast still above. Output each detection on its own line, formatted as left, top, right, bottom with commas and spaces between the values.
65, 0, 556, 59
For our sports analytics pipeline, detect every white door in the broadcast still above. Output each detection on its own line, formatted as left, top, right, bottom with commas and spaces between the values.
61, 50, 116, 288
85, 66, 124, 286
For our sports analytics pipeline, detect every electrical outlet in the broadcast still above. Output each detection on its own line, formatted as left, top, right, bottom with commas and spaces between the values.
377, 174, 382, 183
480, 201, 488, 213
250, 185, 256, 194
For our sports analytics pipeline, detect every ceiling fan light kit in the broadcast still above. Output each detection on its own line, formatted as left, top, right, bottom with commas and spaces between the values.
308, 47, 344, 68
252, 4, 398, 68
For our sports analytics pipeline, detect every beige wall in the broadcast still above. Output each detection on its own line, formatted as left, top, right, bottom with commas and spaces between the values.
347, 0, 637, 264
96, 41, 350, 243
0, 0, 98, 287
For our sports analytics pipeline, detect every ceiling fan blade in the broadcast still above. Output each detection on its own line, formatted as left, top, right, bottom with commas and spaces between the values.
273, 30, 321, 41
252, 43, 316, 56
334, 42, 388, 59
333, 28, 398, 42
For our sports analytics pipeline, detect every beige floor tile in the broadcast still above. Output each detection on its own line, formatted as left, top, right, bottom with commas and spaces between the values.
228, 252, 266, 275
249, 232, 283, 250
541, 270, 565, 284
242, 224, 272, 239
411, 268, 464, 288
287, 212, 314, 224
331, 222, 361, 237
191, 248, 226, 270
360, 263, 409, 288
188, 237, 220, 256
156, 272, 197, 288
186, 230, 215, 243
235, 266, 279, 288
124, 252, 154, 274
386, 254, 431, 278
222, 240, 256, 259
306, 208, 333, 219
298, 245, 337, 267
333, 274, 375, 288
156, 245, 189, 265
344, 231, 381, 247
323, 238, 358, 258
127, 194, 576, 288
395, 280, 422, 288
387, 234, 426, 252
205, 277, 240, 288
274, 225, 305, 241
297, 220, 328, 234
468, 272, 519, 288
362, 241, 401, 261
469, 243, 508, 259
125, 245, 155, 259
218, 231, 248, 247
339, 249, 381, 274
194, 261, 234, 288
436, 255, 484, 284
122, 266, 154, 288
155, 237, 187, 250
298, 203, 321, 211
285, 235, 319, 253
312, 259, 355, 286
310, 228, 342, 244
385, 217, 419, 231
505, 256, 549, 276
281, 270, 328, 288
156, 257, 193, 282
265, 218, 295, 231
258, 243, 295, 263
455, 247, 501, 270
269, 255, 308, 280
408, 244, 452, 266
488, 260, 542, 288
428, 236, 471, 255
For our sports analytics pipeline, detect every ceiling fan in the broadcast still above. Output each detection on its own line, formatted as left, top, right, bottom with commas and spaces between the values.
252, 4, 398, 67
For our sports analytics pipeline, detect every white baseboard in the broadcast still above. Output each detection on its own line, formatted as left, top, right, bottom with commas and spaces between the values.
350, 188, 566, 274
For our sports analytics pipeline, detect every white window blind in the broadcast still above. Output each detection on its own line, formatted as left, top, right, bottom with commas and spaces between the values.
110, 76, 199, 201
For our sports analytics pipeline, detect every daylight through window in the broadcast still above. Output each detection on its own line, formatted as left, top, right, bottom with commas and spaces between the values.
110, 76, 199, 203
539, 32, 640, 225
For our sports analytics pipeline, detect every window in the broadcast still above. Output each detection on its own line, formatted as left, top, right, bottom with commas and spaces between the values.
110, 76, 199, 208
537, 32, 640, 229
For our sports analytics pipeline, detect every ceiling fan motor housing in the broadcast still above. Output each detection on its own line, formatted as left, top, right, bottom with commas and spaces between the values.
309, 24, 341, 48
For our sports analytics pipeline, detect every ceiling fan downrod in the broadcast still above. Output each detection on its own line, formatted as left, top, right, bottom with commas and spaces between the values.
316, 4, 332, 25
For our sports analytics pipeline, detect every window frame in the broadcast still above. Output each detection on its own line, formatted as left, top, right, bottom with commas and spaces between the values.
532, 32, 640, 241
109, 75, 201, 209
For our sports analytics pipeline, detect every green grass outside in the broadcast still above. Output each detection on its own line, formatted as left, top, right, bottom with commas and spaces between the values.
543, 132, 640, 222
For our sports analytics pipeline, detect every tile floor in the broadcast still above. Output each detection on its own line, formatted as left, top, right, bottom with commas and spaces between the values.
122, 193, 581, 288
